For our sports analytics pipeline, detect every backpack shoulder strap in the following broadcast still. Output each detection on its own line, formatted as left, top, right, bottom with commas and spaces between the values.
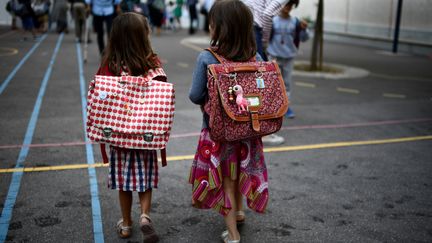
205, 48, 225, 63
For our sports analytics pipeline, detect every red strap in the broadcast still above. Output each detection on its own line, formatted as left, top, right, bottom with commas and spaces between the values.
101, 143, 166, 166
100, 144, 109, 164
160, 148, 167, 167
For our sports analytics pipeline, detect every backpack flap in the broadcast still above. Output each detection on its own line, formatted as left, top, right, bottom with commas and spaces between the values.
208, 61, 289, 132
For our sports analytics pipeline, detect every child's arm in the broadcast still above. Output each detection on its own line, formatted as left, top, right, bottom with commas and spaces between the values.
189, 52, 209, 105
261, 0, 290, 46
298, 19, 309, 42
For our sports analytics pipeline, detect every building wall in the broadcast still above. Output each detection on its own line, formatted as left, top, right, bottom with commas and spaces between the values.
293, 0, 432, 45
0, 2, 11, 25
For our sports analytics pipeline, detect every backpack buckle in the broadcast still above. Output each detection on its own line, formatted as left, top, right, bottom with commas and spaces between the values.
143, 133, 154, 142
102, 128, 113, 138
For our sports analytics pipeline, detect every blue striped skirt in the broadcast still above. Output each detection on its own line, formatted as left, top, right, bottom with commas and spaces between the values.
108, 146, 159, 192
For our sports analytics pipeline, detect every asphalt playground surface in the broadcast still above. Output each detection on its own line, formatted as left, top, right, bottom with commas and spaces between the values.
0, 25, 432, 243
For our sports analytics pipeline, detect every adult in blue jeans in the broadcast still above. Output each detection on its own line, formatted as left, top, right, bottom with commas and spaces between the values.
86, 0, 121, 54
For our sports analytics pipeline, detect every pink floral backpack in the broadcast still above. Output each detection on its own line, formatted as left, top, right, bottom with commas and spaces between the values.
204, 49, 289, 142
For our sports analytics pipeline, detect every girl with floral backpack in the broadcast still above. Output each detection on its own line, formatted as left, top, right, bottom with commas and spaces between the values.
188, 1, 279, 242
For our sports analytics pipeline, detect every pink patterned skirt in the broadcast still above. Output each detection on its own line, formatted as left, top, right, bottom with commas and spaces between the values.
188, 129, 269, 215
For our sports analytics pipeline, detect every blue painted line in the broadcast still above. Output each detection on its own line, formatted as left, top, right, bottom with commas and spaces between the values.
0, 33, 63, 243
76, 42, 105, 243
0, 34, 48, 95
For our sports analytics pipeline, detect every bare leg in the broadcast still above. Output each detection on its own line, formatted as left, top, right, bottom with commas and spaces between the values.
235, 189, 245, 222
119, 190, 133, 226
223, 177, 240, 241
138, 189, 152, 216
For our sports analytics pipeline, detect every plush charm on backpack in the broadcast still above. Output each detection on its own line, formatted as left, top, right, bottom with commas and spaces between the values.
233, 85, 248, 113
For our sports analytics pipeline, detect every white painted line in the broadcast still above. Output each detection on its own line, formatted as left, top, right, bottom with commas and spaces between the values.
371, 73, 432, 83
337, 87, 360, 94
295, 81, 316, 88
177, 62, 189, 68
383, 93, 406, 99
180, 39, 203, 52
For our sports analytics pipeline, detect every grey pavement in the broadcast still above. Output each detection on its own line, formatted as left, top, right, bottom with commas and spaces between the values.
0, 26, 432, 243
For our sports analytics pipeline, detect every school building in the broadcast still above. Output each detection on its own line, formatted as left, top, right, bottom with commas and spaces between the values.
295, 0, 432, 55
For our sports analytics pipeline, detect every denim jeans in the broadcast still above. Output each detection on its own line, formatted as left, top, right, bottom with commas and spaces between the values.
269, 55, 294, 99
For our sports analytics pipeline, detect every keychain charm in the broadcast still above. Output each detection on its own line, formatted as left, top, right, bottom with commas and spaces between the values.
256, 78, 265, 89
255, 71, 265, 89
233, 85, 248, 113
228, 86, 234, 102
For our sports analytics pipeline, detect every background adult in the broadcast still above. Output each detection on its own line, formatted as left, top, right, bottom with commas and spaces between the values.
85, 0, 121, 54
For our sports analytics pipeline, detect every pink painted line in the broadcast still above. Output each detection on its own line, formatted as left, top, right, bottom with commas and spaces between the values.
281, 118, 432, 131
0, 141, 88, 149
1, 117, 431, 150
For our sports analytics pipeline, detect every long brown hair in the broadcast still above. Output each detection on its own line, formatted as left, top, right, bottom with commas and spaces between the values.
208, 0, 256, 61
101, 13, 159, 76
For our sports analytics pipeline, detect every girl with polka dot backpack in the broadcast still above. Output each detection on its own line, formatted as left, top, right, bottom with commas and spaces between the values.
86, 12, 174, 242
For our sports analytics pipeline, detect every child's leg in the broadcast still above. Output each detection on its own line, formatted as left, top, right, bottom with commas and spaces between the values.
223, 177, 240, 241
235, 185, 245, 222
119, 190, 133, 226
138, 189, 152, 216
138, 190, 159, 242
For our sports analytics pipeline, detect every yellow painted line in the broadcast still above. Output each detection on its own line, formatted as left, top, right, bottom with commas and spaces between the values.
295, 82, 316, 88
337, 87, 360, 94
177, 62, 189, 68
383, 93, 406, 99
166, 154, 195, 161
0, 47, 19, 57
1, 135, 431, 174
264, 135, 432, 152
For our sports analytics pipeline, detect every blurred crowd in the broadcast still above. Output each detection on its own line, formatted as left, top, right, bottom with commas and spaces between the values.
5, 0, 215, 41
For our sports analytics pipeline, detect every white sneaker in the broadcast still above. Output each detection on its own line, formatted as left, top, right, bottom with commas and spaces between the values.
261, 134, 285, 146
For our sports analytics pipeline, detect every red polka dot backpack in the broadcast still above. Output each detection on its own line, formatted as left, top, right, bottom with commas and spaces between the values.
86, 68, 175, 166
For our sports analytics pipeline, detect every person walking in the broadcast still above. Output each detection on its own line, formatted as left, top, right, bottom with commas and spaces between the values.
93, 12, 168, 242
148, 0, 165, 35
69, 0, 91, 43
85, 0, 120, 54
187, 0, 198, 34
200, 0, 214, 33
241, 0, 290, 61
188, 1, 269, 242
32, 0, 50, 33
241, 0, 291, 146
51, 0, 69, 33
12, 0, 38, 40
173, 0, 183, 29
267, 0, 309, 119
